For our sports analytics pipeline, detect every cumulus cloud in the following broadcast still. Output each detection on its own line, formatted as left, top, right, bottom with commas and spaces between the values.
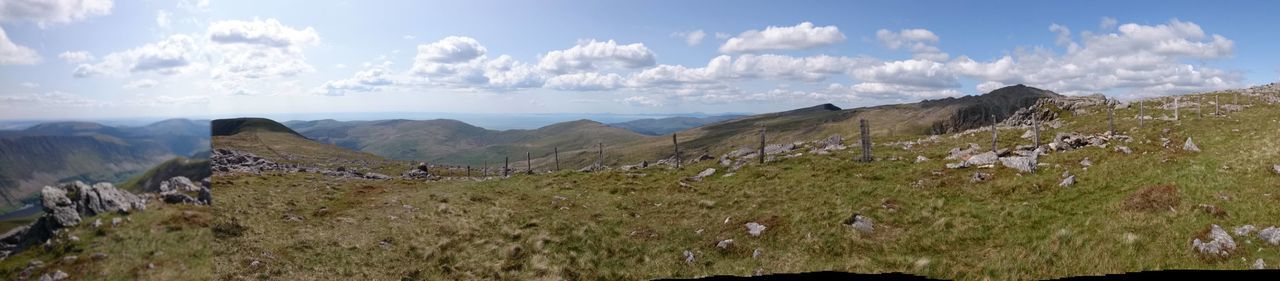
0, 0, 112, 27
545, 72, 625, 91
19, 82, 38, 88
672, 30, 706, 46
876, 28, 948, 61
630, 54, 874, 87
719, 22, 846, 53
208, 18, 321, 80
854, 59, 959, 89
538, 39, 656, 73
0, 91, 106, 107
318, 63, 396, 96
1100, 17, 1118, 30
415, 36, 486, 64
0, 26, 40, 65
622, 96, 664, 107
74, 34, 200, 77
123, 79, 158, 89
948, 19, 1238, 96
58, 50, 93, 63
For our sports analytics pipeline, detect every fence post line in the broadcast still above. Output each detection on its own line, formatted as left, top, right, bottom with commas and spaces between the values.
758, 128, 766, 164
526, 152, 532, 175
859, 119, 873, 162
554, 147, 560, 172
1032, 107, 1041, 149
672, 134, 680, 170
990, 114, 998, 152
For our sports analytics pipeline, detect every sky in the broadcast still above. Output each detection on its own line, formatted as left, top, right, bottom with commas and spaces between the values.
0, 0, 1277, 121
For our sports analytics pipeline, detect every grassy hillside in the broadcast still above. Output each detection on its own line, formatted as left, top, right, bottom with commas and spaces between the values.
0, 203, 212, 280
212, 118, 305, 138
213, 118, 406, 175
214, 89, 1280, 280
287, 118, 652, 166
607, 115, 746, 136
117, 157, 212, 193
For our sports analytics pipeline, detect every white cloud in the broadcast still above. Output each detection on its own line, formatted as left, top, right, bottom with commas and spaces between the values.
0, 91, 106, 107
402, 35, 415, 40
156, 9, 170, 28
853, 59, 959, 89
719, 22, 846, 53
19, 82, 38, 88
545, 72, 624, 91
0, 0, 112, 27
630, 54, 874, 87
947, 19, 1238, 96
0, 26, 40, 65
1048, 24, 1071, 46
208, 19, 321, 80
414, 36, 486, 64
208, 18, 320, 49
876, 28, 948, 61
178, 0, 209, 12
1100, 17, 1118, 30
538, 39, 656, 73
672, 30, 706, 46
714, 32, 731, 39
58, 50, 93, 63
622, 96, 664, 107
74, 34, 200, 77
318, 63, 396, 96
976, 81, 1008, 94
123, 79, 158, 89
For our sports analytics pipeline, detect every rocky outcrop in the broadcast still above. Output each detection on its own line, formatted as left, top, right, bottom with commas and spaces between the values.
1192, 224, 1236, 258
159, 176, 212, 205
0, 181, 147, 258
212, 148, 296, 174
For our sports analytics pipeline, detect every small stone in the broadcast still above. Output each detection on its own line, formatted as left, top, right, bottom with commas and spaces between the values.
752, 248, 762, 259
1254, 258, 1267, 270
111, 217, 122, 227
970, 172, 993, 183
915, 155, 929, 163
745, 222, 767, 237
1183, 137, 1200, 152
91, 218, 102, 228
38, 270, 68, 281
1123, 232, 1139, 244
1114, 146, 1132, 154
1079, 158, 1093, 167
690, 168, 716, 181
1235, 225, 1257, 236
1191, 225, 1235, 257
1059, 175, 1075, 187
91, 252, 108, 260
1273, 165, 1280, 175
682, 250, 695, 264
716, 239, 734, 250
61, 256, 77, 263
1259, 226, 1280, 245
844, 213, 874, 234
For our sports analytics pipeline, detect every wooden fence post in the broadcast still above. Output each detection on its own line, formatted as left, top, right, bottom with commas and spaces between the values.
466, 165, 471, 178
526, 152, 532, 175
503, 157, 509, 177
1032, 105, 1041, 149
758, 128, 766, 164
1138, 100, 1144, 128
1107, 102, 1115, 135
859, 119, 873, 162
554, 147, 560, 172
990, 114, 998, 152
672, 134, 680, 170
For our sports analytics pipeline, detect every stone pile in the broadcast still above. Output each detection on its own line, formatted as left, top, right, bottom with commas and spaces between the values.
0, 181, 147, 259
158, 176, 212, 205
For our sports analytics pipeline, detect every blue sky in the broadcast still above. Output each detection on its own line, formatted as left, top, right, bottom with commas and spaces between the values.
0, 0, 1276, 120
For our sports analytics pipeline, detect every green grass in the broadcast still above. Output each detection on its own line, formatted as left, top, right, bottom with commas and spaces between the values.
0, 203, 212, 280
212, 94, 1280, 280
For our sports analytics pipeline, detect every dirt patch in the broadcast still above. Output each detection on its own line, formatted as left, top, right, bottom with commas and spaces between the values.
1122, 185, 1180, 212
161, 210, 212, 231
351, 185, 386, 196
212, 219, 247, 239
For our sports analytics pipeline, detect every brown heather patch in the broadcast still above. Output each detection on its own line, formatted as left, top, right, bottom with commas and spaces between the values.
1122, 185, 1180, 212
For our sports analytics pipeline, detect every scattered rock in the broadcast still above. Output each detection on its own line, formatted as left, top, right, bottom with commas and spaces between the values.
1183, 137, 1200, 152
1114, 146, 1132, 154
1234, 225, 1256, 236
1255, 258, 1267, 270
1273, 165, 1280, 175
999, 155, 1037, 173
1122, 232, 1139, 244
1079, 158, 1093, 167
716, 239, 734, 250
970, 172, 993, 183
1192, 224, 1236, 258
1259, 227, 1280, 245
91, 252, 108, 260
690, 168, 716, 182
915, 155, 929, 163
110, 217, 122, 228
1196, 204, 1228, 218
683, 250, 695, 264
37, 270, 68, 281
91, 218, 102, 228
752, 248, 762, 259
843, 213, 874, 234
1059, 174, 1075, 187
745, 222, 767, 237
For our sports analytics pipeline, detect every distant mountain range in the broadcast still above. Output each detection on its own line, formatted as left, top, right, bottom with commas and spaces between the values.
273, 85, 1060, 170
0, 119, 210, 211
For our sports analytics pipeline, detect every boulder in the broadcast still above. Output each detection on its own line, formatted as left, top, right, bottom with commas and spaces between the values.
690, 168, 716, 182
965, 151, 999, 167
1000, 155, 1037, 173
716, 239, 734, 250
41, 185, 80, 228
1183, 137, 1200, 152
843, 213, 874, 234
1192, 224, 1235, 257
1059, 175, 1075, 187
1234, 225, 1256, 236
1260, 226, 1280, 245
1255, 259, 1267, 270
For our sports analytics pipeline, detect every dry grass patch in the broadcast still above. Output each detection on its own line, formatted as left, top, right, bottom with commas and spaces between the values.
1122, 185, 1180, 212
